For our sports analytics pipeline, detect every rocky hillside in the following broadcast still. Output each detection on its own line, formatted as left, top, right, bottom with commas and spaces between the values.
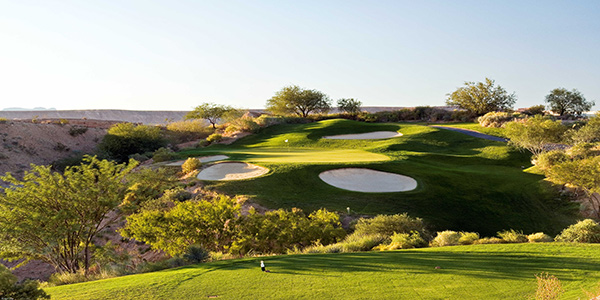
0, 110, 189, 125
0, 120, 107, 180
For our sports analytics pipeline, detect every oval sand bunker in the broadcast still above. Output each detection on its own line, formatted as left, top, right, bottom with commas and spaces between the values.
197, 162, 269, 181
322, 131, 402, 140
319, 168, 417, 193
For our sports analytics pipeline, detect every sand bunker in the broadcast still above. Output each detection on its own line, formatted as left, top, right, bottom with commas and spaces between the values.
164, 155, 228, 166
197, 162, 269, 181
319, 168, 417, 193
322, 131, 403, 140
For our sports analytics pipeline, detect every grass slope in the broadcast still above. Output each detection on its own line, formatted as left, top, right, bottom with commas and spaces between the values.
178, 119, 576, 235
47, 243, 600, 300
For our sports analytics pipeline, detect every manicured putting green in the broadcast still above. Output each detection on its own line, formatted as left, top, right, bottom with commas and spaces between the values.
211, 148, 390, 163
322, 131, 403, 140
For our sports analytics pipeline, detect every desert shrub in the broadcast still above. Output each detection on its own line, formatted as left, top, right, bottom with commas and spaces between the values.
68, 125, 88, 136
206, 133, 223, 143
497, 229, 528, 243
229, 117, 261, 133
0, 117, 7, 123
183, 245, 210, 264
341, 233, 386, 252
53, 142, 69, 152
181, 157, 202, 174
523, 105, 546, 116
376, 231, 427, 250
129, 153, 150, 162
478, 111, 515, 128
0, 264, 49, 299
567, 142, 600, 159
99, 123, 166, 162
533, 272, 563, 300
353, 213, 428, 239
535, 150, 569, 170
458, 232, 480, 245
431, 230, 461, 247
555, 219, 600, 243
473, 237, 506, 244
152, 147, 176, 162
527, 232, 553, 243
166, 119, 213, 143
197, 140, 210, 147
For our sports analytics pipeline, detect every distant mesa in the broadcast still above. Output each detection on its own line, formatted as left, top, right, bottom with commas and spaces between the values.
2, 107, 57, 111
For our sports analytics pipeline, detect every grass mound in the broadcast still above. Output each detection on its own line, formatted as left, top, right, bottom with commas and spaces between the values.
46, 243, 600, 300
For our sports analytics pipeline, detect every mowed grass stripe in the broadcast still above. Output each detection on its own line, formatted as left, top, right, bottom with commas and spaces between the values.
47, 243, 600, 300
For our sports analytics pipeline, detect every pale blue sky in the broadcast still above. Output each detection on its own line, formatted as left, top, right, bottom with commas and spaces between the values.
1, 0, 598, 111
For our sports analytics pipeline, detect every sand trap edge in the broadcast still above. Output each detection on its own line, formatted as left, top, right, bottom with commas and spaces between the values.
319, 168, 417, 193
197, 161, 269, 181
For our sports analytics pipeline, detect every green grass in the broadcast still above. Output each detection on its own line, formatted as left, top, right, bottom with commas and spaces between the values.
46, 243, 600, 300
176, 119, 576, 236
434, 122, 508, 138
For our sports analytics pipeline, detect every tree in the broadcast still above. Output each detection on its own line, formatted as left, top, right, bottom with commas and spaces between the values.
337, 98, 362, 114
545, 88, 594, 117
446, 78, 516, 116
266, 85, 331, 117
503, 115, 567, 156
0, 264, 49, 300
0, 156, 138, 274
186, 103, 236, 129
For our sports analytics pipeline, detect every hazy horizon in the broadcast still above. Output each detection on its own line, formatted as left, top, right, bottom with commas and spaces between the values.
1, 1, 599, 111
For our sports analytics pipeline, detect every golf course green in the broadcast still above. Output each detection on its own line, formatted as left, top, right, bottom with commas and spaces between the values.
178, 119, 576, 236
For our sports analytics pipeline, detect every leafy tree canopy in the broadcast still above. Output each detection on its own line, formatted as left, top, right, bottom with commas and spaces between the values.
337, 98, 362, 114
185, 103, 238, 129
503, 115, 567, 156
0, 156, 138, 274
98, 123, 166, 162
266, 85, 331, 117
545, 88, 594, 117
446, 78, 516, 116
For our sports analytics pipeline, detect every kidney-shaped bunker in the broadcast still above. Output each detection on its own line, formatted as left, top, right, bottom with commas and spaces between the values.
319, 168, 417, 193
197, 162, 269, 181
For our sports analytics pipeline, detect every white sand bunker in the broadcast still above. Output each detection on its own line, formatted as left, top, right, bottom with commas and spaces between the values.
322, 131, 403, 140
197, 162, 269, 181
319, 168, 417, 193
164, 155, 228, 166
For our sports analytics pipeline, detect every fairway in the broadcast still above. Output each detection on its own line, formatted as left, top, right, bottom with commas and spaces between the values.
46, 243, 600, 300
203, 148, 390, 163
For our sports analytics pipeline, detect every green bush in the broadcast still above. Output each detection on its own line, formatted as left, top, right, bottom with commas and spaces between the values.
0, 117, 8, 123
0, 264, 49, 299
197, 140, 210, 147
458, 232, 480, 245
181, 157, 202, 174
478, 111, 515, 128
206, 133, 223, 143
99, 123, 166, 162
497, 229, 528, 243
555, 219, 600, 243
527, 232, 553, 243
376, 231, 427, 250
353, 213, 428, 239
523, 105, 546, 116
535, 150, 569, 170
431, 230, 461, 247
152, 147, 176, 162
183, 245, 210, 264
340, 233, 386, 252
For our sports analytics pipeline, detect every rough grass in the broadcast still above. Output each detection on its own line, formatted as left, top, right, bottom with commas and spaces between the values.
178, 119, 576, 236
46, 243, 600, 300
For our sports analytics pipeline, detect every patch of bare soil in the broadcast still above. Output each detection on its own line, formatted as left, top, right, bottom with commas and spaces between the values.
0, 120, 107, 181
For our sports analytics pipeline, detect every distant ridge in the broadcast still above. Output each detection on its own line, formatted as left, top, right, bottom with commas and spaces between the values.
0, 109, 190, 125
0, 107, 455, 124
